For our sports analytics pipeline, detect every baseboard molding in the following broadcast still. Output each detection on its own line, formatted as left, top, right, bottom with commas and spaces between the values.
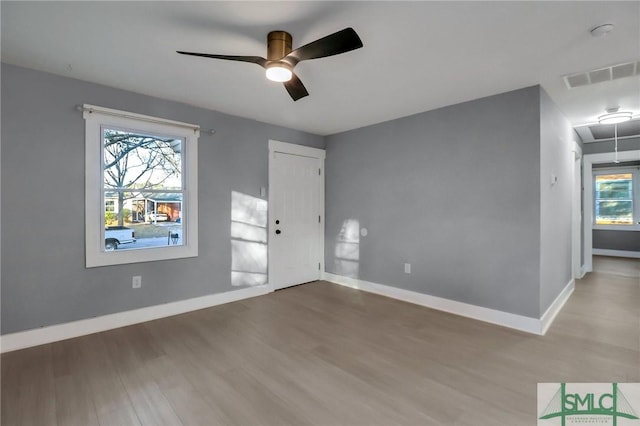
324, 273, 573, 335
2, 274, 576, 352
593, 249, 640, 259
540, 279, 575, 335
0, 285, 272, 353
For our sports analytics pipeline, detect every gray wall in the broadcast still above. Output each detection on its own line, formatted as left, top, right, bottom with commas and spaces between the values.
582, 137, 640, 155
325, 86, 543, 318
585, 139, 640, 253
1, 63, 323, 334
538, 88, 574, 314
593, 230, 640, 252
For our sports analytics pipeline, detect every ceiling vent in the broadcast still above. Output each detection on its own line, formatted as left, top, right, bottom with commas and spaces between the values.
564, 61, 639, 89
575, 118, 640, 143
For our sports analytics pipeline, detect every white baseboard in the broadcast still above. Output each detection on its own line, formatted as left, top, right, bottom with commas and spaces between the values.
2, 274, 576, 352
593, 249, 640, 259
0, 285, 271, 353
324, 273, 574, 335
540, 279, 574, 335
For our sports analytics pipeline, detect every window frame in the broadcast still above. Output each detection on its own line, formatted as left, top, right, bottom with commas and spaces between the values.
84, 104, 199, 267
592, 166, 640, 231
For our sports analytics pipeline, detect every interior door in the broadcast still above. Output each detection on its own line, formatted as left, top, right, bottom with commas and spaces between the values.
269, 141, 324, 290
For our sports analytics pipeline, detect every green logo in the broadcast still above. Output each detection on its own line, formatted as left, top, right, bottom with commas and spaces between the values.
539, 383, 639, 425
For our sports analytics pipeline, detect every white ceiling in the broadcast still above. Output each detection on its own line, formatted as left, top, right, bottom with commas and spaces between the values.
2, 1, 639, 136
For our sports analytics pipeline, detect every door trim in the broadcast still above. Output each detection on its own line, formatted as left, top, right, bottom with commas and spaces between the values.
572, 142, 583, 279
269, 140, 326, 160
268, 140, 325, 291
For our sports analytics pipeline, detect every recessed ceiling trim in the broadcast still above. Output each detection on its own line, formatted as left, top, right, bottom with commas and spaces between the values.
575, 118, 640, 143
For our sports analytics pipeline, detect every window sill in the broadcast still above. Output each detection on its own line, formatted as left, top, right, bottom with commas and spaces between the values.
593, 225, 640, 232
86, 243, 198, 268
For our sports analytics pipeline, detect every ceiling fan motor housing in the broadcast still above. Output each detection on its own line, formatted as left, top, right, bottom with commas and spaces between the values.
267, 31, 293, 61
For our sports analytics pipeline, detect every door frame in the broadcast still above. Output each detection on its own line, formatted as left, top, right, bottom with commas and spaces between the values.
267, 140, 325, 291
572, 142, 583, 280
582, 149, 640, 273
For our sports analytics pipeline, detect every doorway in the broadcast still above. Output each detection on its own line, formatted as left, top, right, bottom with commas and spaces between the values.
268, 140, 325, 290
583, 149, 640, 272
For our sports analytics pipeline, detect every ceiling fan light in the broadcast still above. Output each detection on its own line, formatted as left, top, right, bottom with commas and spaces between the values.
266, 64, 292, 82
598, 111, 633, 125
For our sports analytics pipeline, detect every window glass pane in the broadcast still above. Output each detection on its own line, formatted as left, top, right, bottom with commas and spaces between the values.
595, 200, 633, 224
103, 192, 184, 251
595, 173, 633, 225
103, 128, 182, 191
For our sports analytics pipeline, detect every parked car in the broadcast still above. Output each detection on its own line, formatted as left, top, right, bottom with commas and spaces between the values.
105, 226, 136, 251
145, 212, 169, 222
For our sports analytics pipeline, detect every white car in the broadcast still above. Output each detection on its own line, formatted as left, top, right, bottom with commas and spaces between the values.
146, 212, 169, 222
105, 226, 136, 250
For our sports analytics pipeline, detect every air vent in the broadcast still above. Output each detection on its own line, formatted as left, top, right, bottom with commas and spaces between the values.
575, 118, 640, 143
563, 61, 639, 89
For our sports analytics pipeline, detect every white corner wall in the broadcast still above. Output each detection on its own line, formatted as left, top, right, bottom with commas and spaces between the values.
539, 88, 575, 315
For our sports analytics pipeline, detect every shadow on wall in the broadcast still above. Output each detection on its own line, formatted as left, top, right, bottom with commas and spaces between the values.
231, 191, 268, 286
334, 219, 360, 278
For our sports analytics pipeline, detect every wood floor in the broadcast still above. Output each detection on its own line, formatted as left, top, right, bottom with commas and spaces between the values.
2, 258, 639, 425
593, 254, 640, 278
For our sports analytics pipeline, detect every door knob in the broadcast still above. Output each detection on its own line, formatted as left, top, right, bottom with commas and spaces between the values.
275, 229, 281, 235
275, 219, 280, 224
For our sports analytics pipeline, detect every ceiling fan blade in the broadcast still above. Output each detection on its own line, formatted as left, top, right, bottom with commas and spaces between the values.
283, 73, 309, 101
176, 51, 267, 68
283, 28, 363, 67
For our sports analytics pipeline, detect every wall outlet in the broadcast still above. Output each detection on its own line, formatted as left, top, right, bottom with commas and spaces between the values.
404, 263, 411, 274
132, 275, 142, 289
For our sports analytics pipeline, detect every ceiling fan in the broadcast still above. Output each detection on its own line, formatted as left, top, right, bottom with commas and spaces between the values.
177, 27, 363, 101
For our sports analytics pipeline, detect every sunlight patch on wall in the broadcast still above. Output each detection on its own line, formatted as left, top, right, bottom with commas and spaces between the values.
231, 191, 268, 287
334, 218, 360, 278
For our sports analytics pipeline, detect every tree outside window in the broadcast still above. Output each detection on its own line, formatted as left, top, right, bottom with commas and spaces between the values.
103, 129, 182, 227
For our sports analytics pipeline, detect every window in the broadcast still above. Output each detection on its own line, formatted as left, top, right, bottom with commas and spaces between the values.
85, 105, 198, 267
593, 167, 640, 230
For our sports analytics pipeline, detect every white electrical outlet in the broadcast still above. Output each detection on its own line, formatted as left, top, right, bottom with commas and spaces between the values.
404, 263, 411, 274
132, 275, 142, 288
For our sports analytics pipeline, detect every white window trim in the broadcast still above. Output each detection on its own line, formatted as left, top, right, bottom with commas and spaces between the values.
84, 104, 198, 267
592, 166, 640, 231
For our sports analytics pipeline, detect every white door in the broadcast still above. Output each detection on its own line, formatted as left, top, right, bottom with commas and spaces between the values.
268, 141, 325, 290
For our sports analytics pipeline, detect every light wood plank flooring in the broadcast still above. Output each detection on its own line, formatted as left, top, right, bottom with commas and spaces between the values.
2, 260, 639, 425
593, 254, 640, 278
